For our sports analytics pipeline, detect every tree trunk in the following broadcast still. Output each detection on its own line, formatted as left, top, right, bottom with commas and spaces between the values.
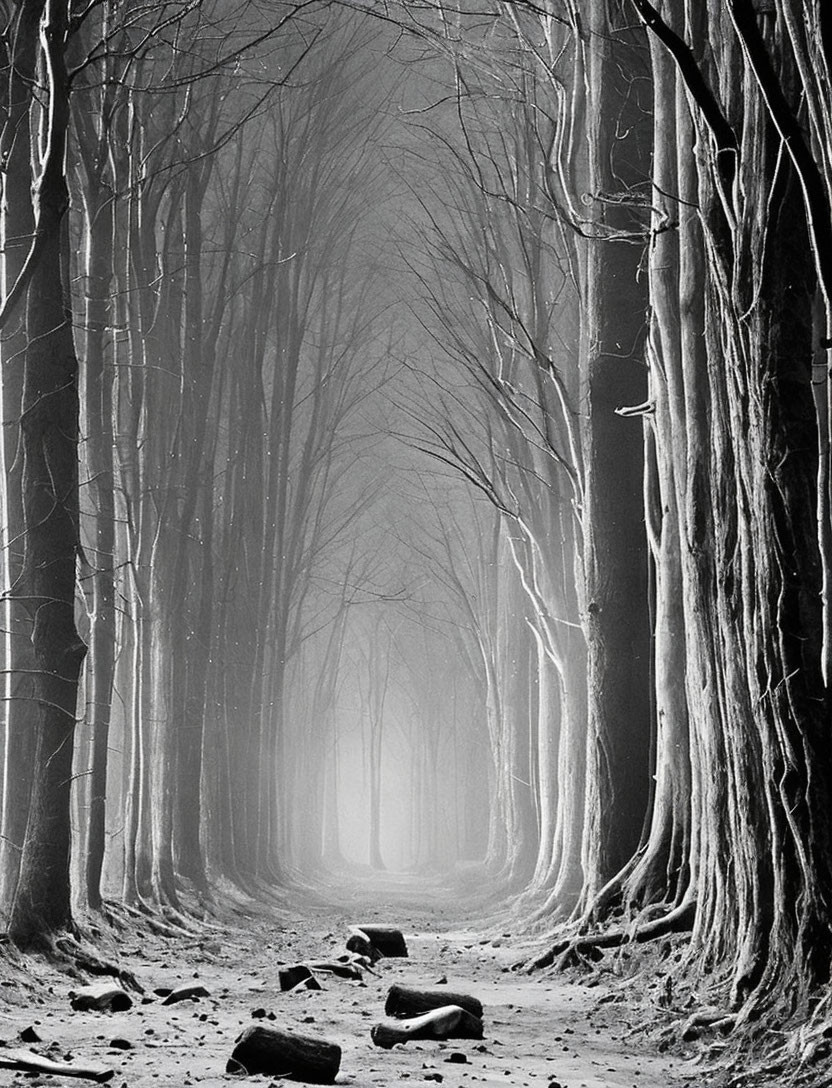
8, 0, 86, 946
0, 0, 40, 916
580, 0, 653, 899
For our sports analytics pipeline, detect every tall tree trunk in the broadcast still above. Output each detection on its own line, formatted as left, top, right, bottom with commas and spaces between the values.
580, 0, 653, 900
0, 0, 40, 915
7, 0, 86, 946
79, 183, 116, 912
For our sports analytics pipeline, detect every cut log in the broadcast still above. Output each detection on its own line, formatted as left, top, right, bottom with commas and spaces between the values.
385, 983, 483, 1020
228, 1024, 341, 1082
161, 983, 210, 1005
371, 1005, 484, 1049
279, 965, 313, 991
69, 983, 133, 1012
0, 1048, 114, 1082
349, 924, 408, 957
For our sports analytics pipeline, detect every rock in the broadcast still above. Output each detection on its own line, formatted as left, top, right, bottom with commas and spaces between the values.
228, 1024, 341, 1082
19, 1026, 41, 1043
444, 1053, 468, 1063
108, 1039, 132, 1051
70, 984, 133, 1013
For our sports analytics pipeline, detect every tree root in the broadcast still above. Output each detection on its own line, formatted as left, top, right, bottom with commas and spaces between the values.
523, 899, 695, 972
109, 900, 198, 939
53, 935, 144, 993
679, 1008, 737, 1041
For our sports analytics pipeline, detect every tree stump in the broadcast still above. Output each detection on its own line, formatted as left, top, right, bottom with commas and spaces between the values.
371, 1005, 484, 1049
349, 924, 408, 957
228, 1024, 341, 1082
69, 983, 132, 1012
385, 983, 483, 1020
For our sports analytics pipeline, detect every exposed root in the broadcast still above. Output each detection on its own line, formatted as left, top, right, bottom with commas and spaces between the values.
53, 935, 144, 993
522, 900, 695, 972
679, 1008, 737, 1041
112, 900, 198, 939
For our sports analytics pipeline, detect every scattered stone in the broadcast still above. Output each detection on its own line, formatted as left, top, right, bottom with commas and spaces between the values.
444, 1053, 469, 1064
228, 1024, 341, 1083
108, 1039, 132, 1051
424, 1074, 443, 1083
70, 984, 132, 1013
251, 1008, 268, 1019
19, 1027, 41, 1043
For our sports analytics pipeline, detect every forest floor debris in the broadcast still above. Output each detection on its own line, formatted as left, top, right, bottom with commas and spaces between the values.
0, 871, 712, 1087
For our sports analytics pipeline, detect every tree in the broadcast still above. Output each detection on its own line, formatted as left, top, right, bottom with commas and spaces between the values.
4, 0, 86, 948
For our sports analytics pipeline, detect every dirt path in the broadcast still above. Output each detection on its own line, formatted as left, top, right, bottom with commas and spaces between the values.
0, 873, 688, 1088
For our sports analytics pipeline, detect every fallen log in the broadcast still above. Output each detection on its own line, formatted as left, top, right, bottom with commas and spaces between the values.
291, 975, 323, 992
0, 1049, 114, 1083
337, 951, 376, 972
349, 924, 407, 957
371, 1004, 484, 1049
228, 1024, 341, 1082
69, 983, 133, 1012
161, 983, 210, 1005
345, 932, 382, 963
385, 983, 483, 1020
279, 965, 313, 991
307, 960, 363, 981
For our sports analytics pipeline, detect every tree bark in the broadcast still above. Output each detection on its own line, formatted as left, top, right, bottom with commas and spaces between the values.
7, 0, 86, 947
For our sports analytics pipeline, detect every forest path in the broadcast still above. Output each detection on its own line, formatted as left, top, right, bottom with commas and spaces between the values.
0, 870, 690, 1088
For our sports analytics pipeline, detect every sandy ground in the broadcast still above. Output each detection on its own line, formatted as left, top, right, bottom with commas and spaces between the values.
0, 872, 693, 1088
